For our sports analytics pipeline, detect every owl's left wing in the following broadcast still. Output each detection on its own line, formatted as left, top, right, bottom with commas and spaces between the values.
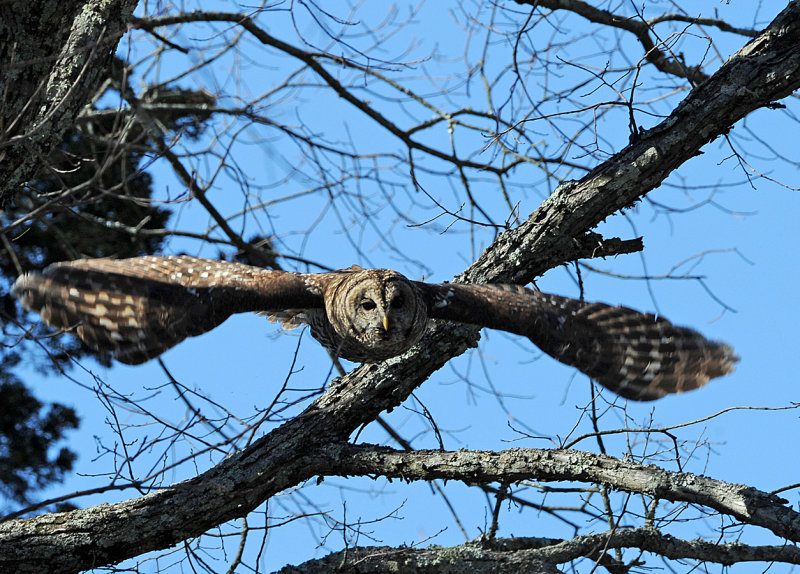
13, 256, 329, 365
416, 281, 737, 401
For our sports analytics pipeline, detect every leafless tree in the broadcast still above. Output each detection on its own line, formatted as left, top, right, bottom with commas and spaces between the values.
1, 1, 799, 572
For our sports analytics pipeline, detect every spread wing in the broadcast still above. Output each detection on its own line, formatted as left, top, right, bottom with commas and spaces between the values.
13, 256, 327, 365
416, 282, 737, 401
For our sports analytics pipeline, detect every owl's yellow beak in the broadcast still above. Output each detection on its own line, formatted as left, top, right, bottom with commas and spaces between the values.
382, 315, 389, 332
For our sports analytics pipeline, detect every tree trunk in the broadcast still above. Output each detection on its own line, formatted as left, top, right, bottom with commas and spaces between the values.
0, 0, 139, 205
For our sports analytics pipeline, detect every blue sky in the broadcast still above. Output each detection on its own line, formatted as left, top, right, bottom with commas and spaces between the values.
16, 1, 800, 571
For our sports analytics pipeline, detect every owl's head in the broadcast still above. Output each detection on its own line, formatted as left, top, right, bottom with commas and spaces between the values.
327, 268, 427, 361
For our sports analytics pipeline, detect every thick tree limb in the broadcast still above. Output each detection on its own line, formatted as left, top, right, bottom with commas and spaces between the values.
1, 3, 799, 572
278, 541, 565, 574
280, 528, 800, 573
315, 444, 800, 544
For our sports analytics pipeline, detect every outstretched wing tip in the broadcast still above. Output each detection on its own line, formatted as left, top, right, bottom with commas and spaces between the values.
719, 344, 739, 373
12, 273, 69, 329
610, 337, 738, 402
11, 272, 39, 305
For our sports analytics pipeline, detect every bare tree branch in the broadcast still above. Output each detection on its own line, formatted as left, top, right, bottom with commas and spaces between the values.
314, 444, 800, 543
515, 0, 755, 83
281, 527, 800, 573
132, 12, 522, 177
465, 0, 800, 287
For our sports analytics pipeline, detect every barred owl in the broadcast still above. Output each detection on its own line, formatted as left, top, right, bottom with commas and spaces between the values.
12, 255, 737, 401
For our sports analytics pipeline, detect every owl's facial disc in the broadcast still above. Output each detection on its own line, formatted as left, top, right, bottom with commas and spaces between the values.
356, 285, 405, 340
348, 275, 418, 342
325, 268, 427, 362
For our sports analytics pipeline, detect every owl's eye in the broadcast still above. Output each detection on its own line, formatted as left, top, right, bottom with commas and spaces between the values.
360, 300, 377, 311
390, 295, 404, 309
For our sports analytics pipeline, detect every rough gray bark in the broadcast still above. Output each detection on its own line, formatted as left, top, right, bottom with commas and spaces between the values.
0, 2, 799, 572
279, 528, 800, 573
278, 541, 566, 574
0, 0, 139, 205
314, 444, 800, 543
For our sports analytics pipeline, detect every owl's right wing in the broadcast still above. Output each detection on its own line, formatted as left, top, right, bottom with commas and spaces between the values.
12, 255, 329, 365
416, 281, 737, 401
